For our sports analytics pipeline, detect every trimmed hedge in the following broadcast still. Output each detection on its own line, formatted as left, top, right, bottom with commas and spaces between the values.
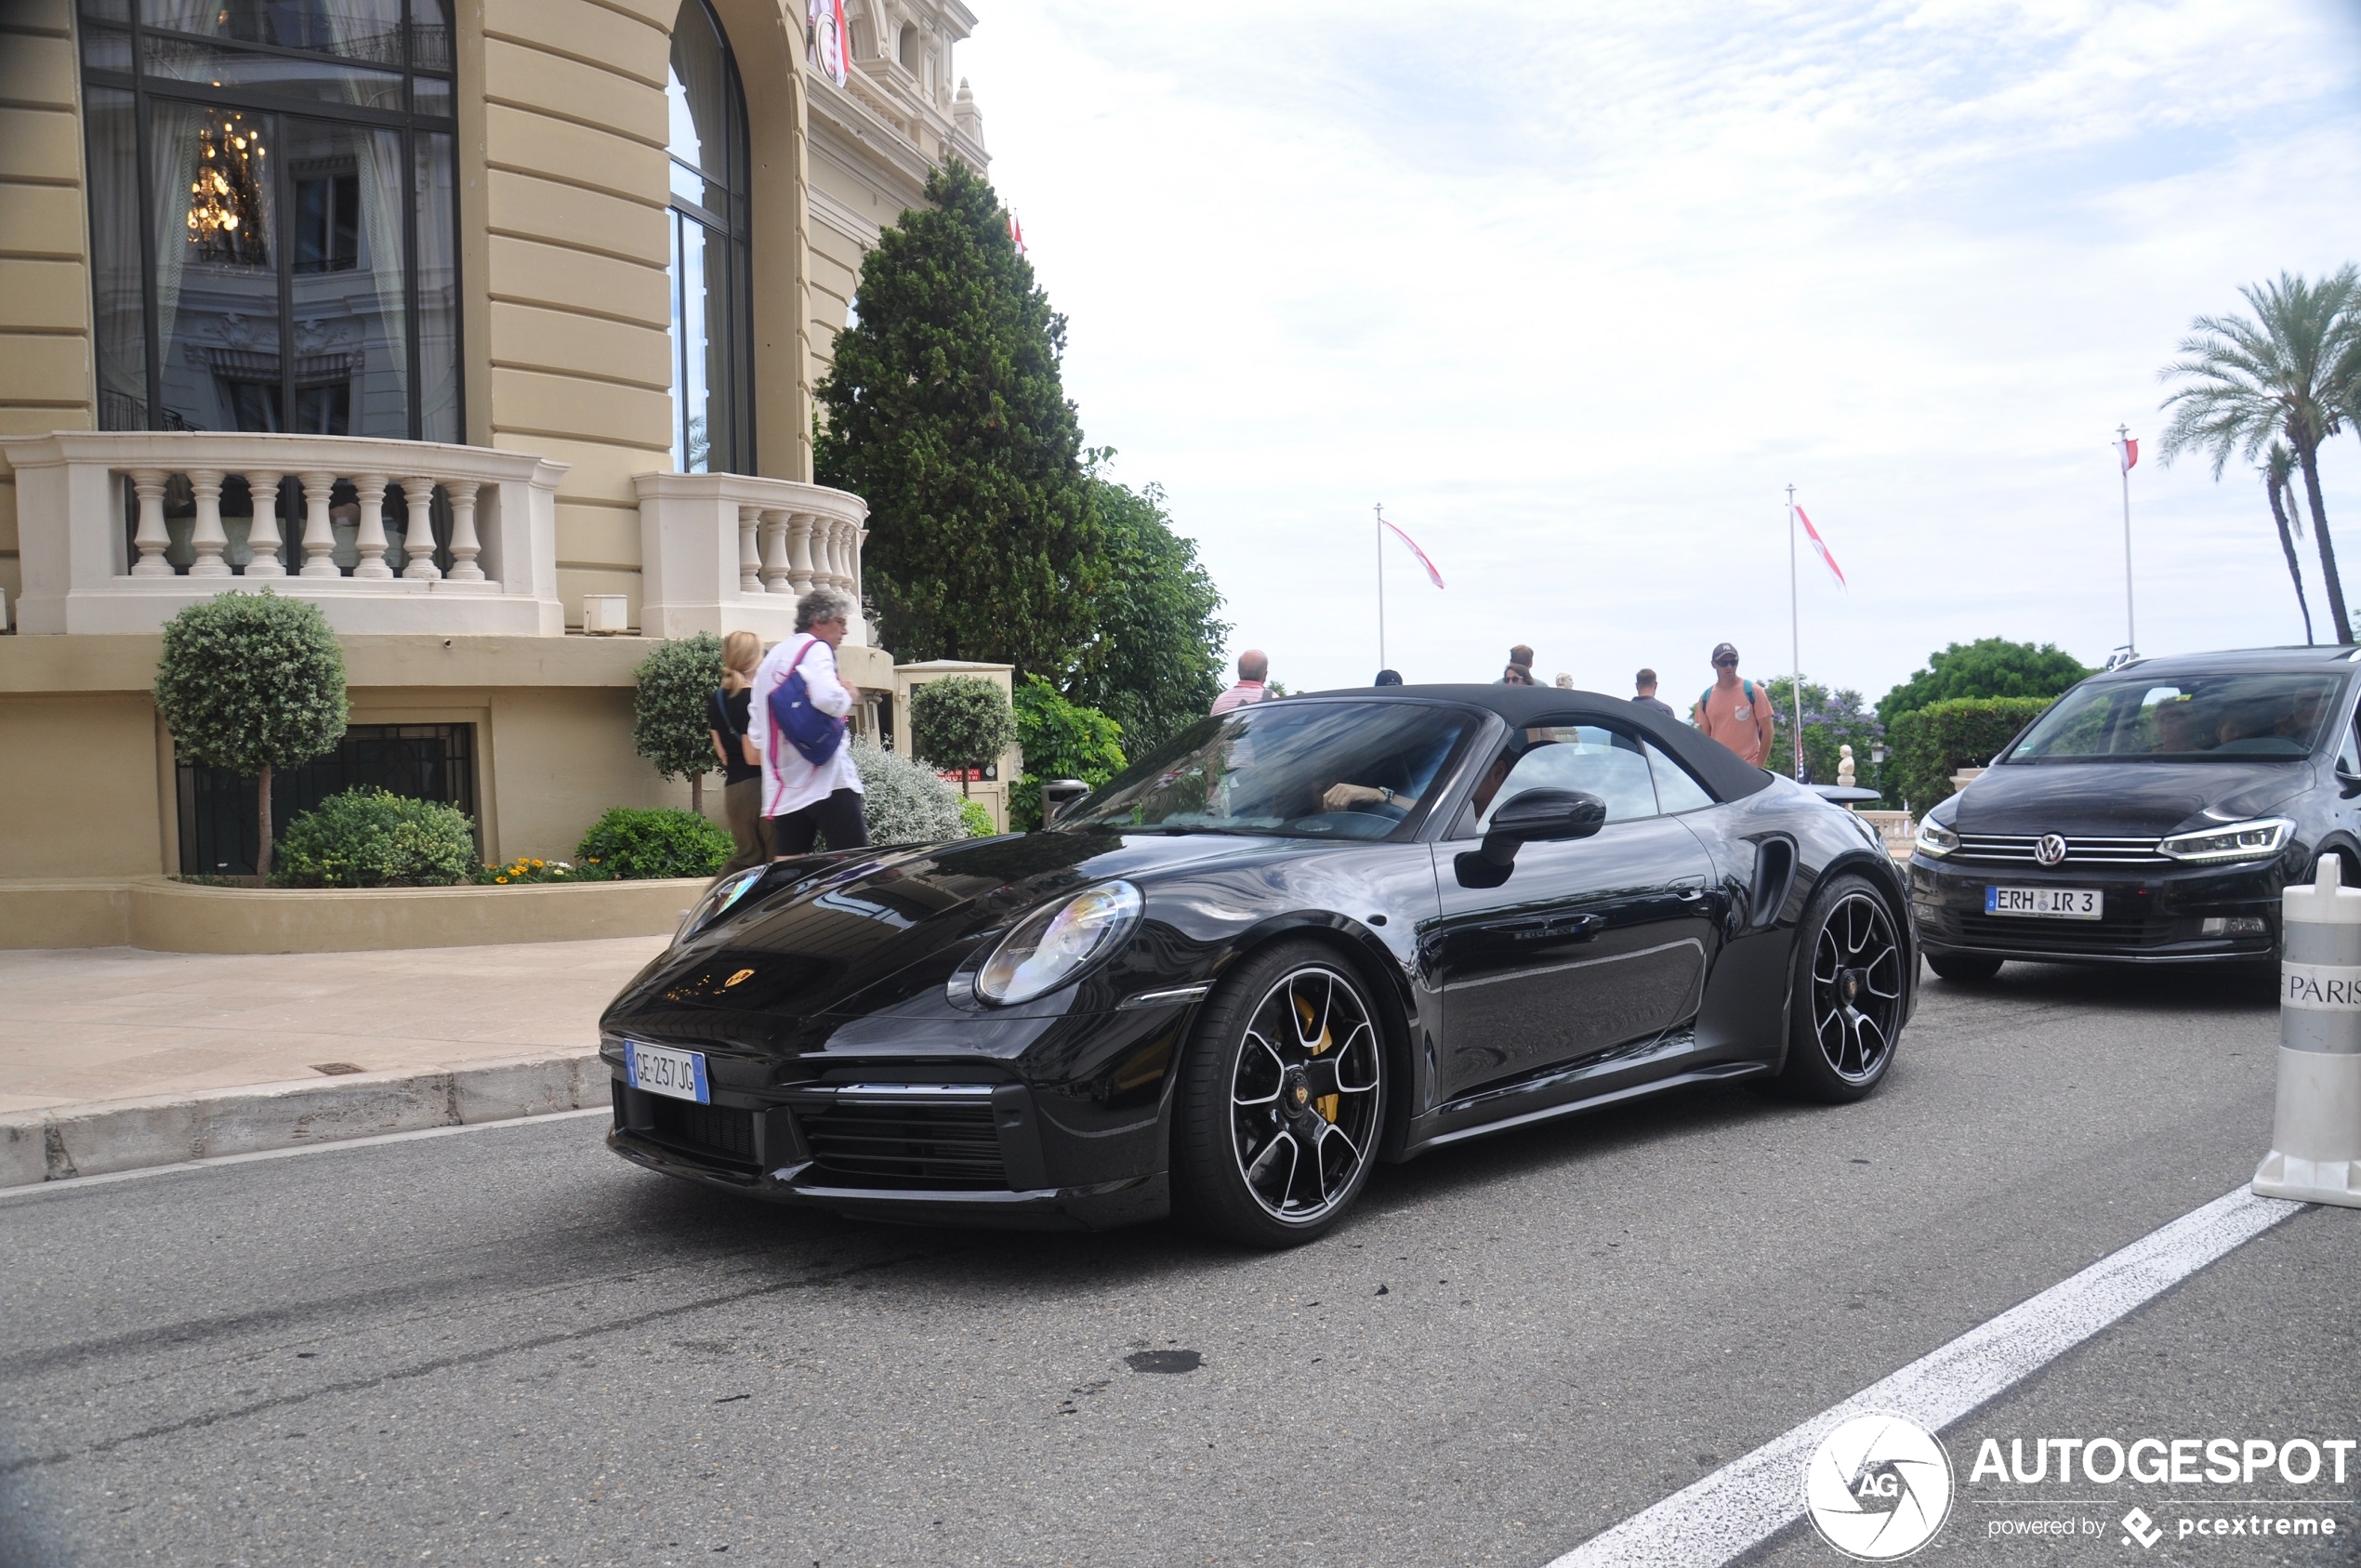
273, 787, 475, 888
575, 807, 732, 880
1888, 696, 2054, 812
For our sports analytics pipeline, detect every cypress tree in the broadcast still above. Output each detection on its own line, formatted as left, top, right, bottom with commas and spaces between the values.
816, 159, 1100, 675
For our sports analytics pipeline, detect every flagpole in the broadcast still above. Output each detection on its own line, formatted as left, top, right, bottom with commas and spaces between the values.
2117, 425, 2136, 655
1374, 503, 1386, 672
1787, 484, 1802, 780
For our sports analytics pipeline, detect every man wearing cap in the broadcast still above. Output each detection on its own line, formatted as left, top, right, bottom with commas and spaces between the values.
1693, 643, 1774, 767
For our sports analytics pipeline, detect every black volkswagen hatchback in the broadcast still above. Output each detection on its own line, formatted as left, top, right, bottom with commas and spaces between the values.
600, 685, 1915, 1246
1911, 646, 2361, 977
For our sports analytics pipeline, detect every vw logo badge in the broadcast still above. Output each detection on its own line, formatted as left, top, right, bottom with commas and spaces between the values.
2034, 834, 2068, 867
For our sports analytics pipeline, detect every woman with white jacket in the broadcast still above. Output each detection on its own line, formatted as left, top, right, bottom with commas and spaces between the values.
745, 586, 867, 856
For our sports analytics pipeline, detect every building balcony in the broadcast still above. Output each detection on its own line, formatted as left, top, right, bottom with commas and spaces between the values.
633, 470, 872, 647
2, 431, 568, 637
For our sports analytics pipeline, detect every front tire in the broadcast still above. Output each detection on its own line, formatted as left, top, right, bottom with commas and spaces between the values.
1777, 875, 1906, 1103
1926, 950, 2004, 983
1175, 942, 1387, 1248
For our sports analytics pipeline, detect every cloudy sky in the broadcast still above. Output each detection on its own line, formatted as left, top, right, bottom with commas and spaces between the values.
956, 1, 2361, 705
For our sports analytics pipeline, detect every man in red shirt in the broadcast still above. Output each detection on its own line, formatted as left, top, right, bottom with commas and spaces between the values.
1693, 642, 1774, 767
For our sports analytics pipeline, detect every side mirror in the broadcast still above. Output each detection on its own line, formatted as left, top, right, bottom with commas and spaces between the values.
1455, 788, 1606, 886
2339, 761, 2361, 798
1041, 778, 1090, 825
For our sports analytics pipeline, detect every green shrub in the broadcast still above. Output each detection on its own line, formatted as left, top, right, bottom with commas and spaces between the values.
851, 738, 967, 845
575, 807, 732, 879
631, 633, 726, 812
153, 589, 349, 878
1009, 674, 1126, 831
273, 787, 476, 888
909, 676, 1015, 797
958, 797, 996, 838
1888, 696, 2056, 811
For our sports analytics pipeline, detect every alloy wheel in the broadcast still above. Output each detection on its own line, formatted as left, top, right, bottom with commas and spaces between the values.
1227, 966, 1382, 1223
1810, 892, 1903, 1082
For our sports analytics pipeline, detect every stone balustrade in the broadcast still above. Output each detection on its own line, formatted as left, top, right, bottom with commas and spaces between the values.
2, 431, 567, 636
633, 470, 871, 644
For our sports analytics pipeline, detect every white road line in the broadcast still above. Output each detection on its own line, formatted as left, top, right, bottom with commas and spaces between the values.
1544, 1185, 2309, 1568
0, 1106, 610, 1201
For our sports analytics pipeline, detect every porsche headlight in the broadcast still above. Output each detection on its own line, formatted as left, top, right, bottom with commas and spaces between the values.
2158, 817, 2292, 863
1914, 818, 1960, 859
975, 882, 1143, 1005
674, 866, 764, 943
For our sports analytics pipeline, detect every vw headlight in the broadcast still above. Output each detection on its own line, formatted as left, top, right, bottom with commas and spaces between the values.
1914, 818, 1959, 859
674, 866, 764, 943
2158, 817, 2292, 863
974, 882, 1143, 1006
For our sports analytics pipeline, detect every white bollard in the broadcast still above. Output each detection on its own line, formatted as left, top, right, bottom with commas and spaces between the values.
2253, 853, 2361, 1206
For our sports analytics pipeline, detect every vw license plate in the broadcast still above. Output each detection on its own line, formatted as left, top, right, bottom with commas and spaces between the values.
626, 1040, 709, 1103
1985, 886, 2102, 919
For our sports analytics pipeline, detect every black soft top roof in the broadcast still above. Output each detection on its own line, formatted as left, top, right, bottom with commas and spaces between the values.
1295, 683, 1775, 802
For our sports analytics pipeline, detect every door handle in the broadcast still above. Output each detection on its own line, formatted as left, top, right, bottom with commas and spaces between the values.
1542, 913, 1605, 940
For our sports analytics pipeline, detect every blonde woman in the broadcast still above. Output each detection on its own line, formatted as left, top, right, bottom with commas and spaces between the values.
709, 630, 769, 876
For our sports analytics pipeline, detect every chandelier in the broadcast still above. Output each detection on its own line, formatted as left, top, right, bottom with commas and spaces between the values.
188, 112, 268, 263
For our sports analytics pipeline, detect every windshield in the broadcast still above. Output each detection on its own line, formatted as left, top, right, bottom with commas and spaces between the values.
2007, 672, 2345, 762
1062, 700, 1481, 840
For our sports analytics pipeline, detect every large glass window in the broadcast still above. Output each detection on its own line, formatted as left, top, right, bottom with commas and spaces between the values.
666, 0, 753, 473
78, 0, 461, 441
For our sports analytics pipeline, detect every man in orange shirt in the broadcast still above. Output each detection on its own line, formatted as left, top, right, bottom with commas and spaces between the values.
1693, 642, 1774, 767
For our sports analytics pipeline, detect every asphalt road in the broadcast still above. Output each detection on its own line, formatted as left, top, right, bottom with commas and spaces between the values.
1, 962, 2354, 1568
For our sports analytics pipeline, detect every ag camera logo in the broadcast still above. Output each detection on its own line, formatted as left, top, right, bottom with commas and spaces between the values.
1805, 1414, 1955, 1561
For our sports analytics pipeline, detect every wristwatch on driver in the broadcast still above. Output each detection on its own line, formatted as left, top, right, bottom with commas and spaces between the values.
1378, 786, 1396, 804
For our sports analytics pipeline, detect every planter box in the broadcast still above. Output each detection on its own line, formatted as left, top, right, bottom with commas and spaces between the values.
0, 876, 708, 954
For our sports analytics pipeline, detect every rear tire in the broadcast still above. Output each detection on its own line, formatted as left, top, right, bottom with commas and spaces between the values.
1926, 951, 2004, 983
1175, 942, 1387, 1248
1777, 875, 1906, 1103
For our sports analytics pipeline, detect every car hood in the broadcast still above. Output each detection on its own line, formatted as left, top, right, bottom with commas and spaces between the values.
603, 828, 1283, 1028
1943, 759, 2312, 838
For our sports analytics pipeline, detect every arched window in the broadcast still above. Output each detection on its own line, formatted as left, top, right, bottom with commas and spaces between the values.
78, 0, 462, 439
666, 0, 753, 473
896, 22, 917, 70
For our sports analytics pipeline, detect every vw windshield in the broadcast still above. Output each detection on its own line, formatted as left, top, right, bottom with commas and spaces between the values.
2006, 673, 2345, 762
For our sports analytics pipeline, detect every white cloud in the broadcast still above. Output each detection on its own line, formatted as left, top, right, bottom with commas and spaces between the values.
958, 0, 2361, 701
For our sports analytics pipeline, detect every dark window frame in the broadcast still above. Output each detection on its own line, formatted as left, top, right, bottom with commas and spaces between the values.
77, 0, 463, 442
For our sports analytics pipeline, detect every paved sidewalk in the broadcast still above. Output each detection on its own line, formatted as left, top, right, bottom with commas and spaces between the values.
0, 937, 666, 1115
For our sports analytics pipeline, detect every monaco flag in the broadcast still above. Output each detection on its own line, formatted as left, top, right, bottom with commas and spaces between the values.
2118, 435, 2139, 473
807, 0, 849, 87
1381, 518, 1445, 589
1797, 506, 1846, 590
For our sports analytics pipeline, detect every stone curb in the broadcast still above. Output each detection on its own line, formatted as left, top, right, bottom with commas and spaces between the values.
0, 1050, 609, 1188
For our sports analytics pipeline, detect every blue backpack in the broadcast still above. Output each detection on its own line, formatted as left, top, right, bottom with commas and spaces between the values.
766, 638, 847, 769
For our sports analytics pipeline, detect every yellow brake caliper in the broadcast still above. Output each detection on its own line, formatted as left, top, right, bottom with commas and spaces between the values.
1295, 995, 1339, 1123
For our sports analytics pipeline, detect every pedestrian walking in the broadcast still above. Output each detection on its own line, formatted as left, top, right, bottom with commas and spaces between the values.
1631, 667, 1676, 719
1497, 644, 1536, 684
746, 586, 867, 857
709, 629, 770, 876
1692, 643, 1774, 767
1212, 650, 1270, 714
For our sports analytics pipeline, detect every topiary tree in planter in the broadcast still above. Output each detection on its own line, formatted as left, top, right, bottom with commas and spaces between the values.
909, 675, 1015, 797
632, 632, 725, 814
152, 590, 349, 879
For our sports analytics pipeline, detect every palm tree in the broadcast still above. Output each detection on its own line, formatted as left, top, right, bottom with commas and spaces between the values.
2264, 442, 2314, 644
2158, 266, 2360, 643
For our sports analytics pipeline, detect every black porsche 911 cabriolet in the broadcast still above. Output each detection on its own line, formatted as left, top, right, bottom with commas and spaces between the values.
600, 684, 1916, 1245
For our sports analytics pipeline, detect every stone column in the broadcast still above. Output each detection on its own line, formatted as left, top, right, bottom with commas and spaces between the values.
443, 481, 484, 581
400, 477, 442, 579
758, 509, 791, 594
786, 514, 816, 596
738, 505, 764, 594
297, 471, 339, 576
186, 469, 231, 577
244, 471, 285, 577
350, 473, 392, 578
128, 468, 173, 576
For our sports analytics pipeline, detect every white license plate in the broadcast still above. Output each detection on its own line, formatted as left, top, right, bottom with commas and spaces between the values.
1985, 886, 2103, 919
626, 1040, 709, 1103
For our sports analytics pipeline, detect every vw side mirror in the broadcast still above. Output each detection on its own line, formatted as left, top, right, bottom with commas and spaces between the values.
2339, 761, 2361, 799
1456, 787, 1607, 887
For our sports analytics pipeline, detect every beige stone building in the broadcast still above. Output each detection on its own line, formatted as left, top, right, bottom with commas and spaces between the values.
0, 0, 990, 879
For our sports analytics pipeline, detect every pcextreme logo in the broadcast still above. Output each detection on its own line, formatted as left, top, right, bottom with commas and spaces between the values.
1805, 1414, 1955, 1561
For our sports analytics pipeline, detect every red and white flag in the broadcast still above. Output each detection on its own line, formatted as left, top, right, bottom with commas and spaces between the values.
807, 0, 848, 87
1381, 517, 1445, 589
1008, 213, 1026, 255
1796, 506, 1846, 590
2117, 435, 2139, 472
